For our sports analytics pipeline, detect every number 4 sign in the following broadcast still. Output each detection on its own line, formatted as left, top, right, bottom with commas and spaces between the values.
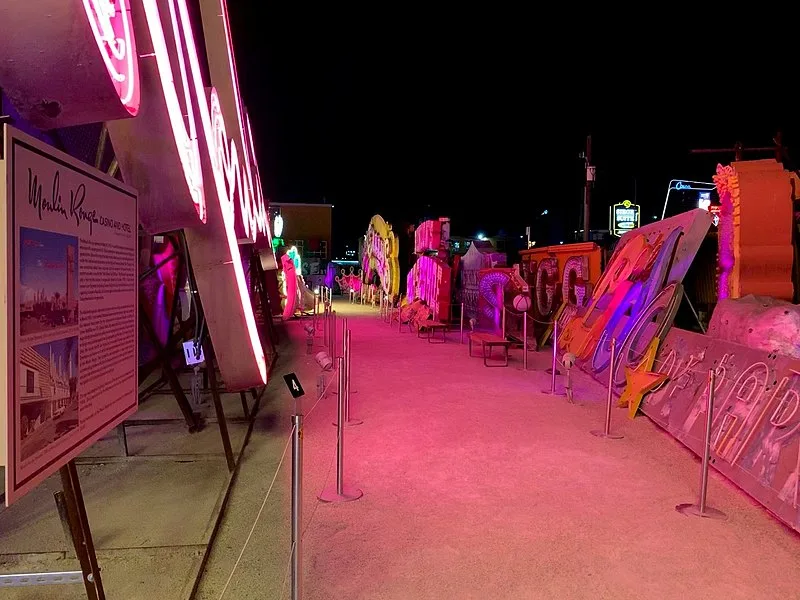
283, 373, 305, 399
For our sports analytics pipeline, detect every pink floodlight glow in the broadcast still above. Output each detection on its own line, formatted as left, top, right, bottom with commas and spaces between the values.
141, 0, 206, 223
173, 0, 266, 383
83, 0, 141, 114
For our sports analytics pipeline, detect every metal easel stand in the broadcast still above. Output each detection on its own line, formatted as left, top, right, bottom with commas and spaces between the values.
0, 461, 105, 598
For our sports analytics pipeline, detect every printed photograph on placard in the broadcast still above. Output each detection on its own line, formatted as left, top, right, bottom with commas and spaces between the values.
19, 337, 79, 462
19, 228, 79, 337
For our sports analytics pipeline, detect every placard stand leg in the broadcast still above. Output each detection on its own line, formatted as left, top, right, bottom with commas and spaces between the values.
60, 460, 105, 600
116, 424, 129, 457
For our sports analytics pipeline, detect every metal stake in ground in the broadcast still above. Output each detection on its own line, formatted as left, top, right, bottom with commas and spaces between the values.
676, 369, 727, 520
591, 338, 623, 439
291, 414, 303, 600
319, 358, 363, 503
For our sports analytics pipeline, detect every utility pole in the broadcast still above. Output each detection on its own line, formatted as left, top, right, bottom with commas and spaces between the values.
581, 135, 594, 242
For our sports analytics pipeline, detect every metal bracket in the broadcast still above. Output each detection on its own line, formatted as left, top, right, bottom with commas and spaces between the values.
0, 571, 84, 587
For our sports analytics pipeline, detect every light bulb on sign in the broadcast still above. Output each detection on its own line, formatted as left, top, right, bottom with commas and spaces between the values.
273, 214, 284, 237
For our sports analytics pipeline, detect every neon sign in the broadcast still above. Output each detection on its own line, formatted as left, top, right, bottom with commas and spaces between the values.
559, 209, 711, 388
287, 245, 302, 272
361, 215, 400, 296
215, 0, 269, 243
610, 200, 640, 237
273, 214, 284, 238
141, 0, 205, 223
142, 0, 266, 383
662, 179, 716, 219
82, 0, 140, 115
407, 256, 452, 321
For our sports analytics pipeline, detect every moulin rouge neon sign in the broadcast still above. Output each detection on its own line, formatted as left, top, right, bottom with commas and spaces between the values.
83, 0, 140, 115
141, 0, 268, 381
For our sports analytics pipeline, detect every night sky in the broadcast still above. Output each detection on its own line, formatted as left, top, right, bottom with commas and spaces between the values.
225, 10, 798, 255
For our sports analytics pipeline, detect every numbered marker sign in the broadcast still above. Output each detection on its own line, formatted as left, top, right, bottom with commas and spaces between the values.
183, 340, 205, 366
283, 373, 305, 398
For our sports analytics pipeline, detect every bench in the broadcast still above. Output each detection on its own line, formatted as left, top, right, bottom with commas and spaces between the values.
417, 320, 449, 343
469, 332, 511, 367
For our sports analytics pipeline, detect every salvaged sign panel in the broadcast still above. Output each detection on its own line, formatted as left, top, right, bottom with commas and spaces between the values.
643, 327, 800, 534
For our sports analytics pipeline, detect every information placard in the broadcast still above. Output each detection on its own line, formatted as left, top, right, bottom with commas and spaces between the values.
1, 126, 138, 505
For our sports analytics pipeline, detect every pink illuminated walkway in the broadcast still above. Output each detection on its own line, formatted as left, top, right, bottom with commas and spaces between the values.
200, 299, 800, 600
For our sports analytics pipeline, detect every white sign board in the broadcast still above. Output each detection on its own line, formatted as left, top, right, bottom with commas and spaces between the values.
1, 126, 138, 504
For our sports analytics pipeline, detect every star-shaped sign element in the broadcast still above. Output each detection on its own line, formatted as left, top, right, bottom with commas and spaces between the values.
615, 337, 668, 419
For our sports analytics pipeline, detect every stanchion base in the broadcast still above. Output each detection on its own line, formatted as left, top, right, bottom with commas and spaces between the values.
319, 485, 363, 503
675, 503, 727, 520
545, 368, 562, 375
332, 418, 364, 426
590, 429, 624, 439
541, 388, 566, 396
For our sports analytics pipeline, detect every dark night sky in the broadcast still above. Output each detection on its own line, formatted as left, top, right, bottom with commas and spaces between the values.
224, 10, 798, 254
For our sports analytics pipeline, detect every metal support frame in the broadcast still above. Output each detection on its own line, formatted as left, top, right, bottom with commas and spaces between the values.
139, 304, 201, 432
204, 341, 236, 472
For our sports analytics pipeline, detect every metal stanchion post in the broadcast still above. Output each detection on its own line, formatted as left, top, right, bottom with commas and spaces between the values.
523, 313, 528, 371
591, 338, 623, 439
345, 329, 362, 425
542, 319, 563, 395
460, 302, 464, 344
332, 317, 347, 395
323, 304, 329, 346
319, 358, 363, 503
331, 310, 337, 359
291, 414, 303, 600
676, 370, 726, 519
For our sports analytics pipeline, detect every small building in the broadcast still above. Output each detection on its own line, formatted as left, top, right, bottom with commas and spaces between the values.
270, 202, 333, 289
